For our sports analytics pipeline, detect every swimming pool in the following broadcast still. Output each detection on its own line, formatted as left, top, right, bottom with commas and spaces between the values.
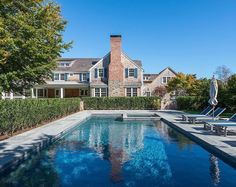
1, 116, 236, 187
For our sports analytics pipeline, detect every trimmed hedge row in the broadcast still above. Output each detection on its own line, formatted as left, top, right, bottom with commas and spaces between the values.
82, 97, 161, 110
176, 96, 208, 111
0, 98, 81, 136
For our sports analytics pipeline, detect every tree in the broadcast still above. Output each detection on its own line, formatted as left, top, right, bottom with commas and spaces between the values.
0, 0, 71, 93
167, 73, 199, 96
214, 65, 232, 84
153, 86, 167, 98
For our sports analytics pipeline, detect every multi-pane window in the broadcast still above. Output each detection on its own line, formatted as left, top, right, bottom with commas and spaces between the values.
126, 88, 132, 97
60, 73, 65, 80
162, 77, 171, 84
53, 73, 66, 81
80, 89, 88, 96
128, 69, 135, 77
54, 73, 59, 80
126, 88, 138, 97
94, 88, 107, 97
132, 88, 137, 96
58, 62, 70, 67
98, 68, 104, 77
82, 73, 87, 81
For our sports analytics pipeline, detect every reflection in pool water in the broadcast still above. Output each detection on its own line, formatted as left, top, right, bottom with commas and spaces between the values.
1, 117, 236, 187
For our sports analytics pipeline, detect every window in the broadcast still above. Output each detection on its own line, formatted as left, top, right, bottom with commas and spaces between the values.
95, 88, 100, 97
126, 88, 132, 97
98, 68, 104, 77
53, 73, 65, 81
101, 88, 107, 97
60, 73, 65, 80
58, 61, 70, 67
162, 76, 171, 84
94, 88, 107, 97
82, 73, 87, 81
146, 92, 151, 97
37, 89, 44, 97
128, 69, 135, 77
133, 88, 137, 96
144, 76, 149, 81
126, 88, 138, 97
80, 89, 88, 96
55, 89, 60, 97
54, 73, 59, 80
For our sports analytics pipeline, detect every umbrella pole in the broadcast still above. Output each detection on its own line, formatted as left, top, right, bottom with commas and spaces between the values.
213, 106, 215, 120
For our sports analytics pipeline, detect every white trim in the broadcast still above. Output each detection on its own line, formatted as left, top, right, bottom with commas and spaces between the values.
121, 51, 143, 70
60, 88, 64, 98
89, 52, 110, 71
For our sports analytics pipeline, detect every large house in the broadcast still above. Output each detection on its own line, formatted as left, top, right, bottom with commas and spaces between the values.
1, 35, 177, 99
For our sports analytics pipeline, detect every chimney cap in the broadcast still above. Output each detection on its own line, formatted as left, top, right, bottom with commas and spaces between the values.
110, 35, 122, 38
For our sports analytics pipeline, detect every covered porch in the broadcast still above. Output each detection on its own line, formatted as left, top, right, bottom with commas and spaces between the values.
33, 81, 90, 98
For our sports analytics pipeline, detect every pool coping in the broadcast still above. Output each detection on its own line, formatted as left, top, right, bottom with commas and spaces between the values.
1, 109, 236, 176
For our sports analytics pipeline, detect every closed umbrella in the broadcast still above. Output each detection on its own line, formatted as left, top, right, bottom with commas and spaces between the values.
208, 76, 218, 119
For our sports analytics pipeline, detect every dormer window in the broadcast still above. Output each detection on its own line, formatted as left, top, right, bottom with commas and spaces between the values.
58, 61, 71, 67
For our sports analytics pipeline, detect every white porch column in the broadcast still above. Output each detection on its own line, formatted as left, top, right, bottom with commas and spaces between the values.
10, 91, 13, 100
60, 87, 64, 98
31, 88, 35, 98
35, 88, 38, 98
22, 89, 26, 99
1, 92, 5, 100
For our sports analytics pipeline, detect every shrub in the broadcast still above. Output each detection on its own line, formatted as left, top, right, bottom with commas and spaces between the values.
176, 96, 208, 111
82, 97, 161, 110
0, 98, 81, 136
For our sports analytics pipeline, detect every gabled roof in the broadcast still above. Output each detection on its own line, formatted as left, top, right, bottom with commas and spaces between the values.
143, 67, 177, 83
158, 67, 177, 76
143, 74, 159, 81
56, 55, 142, 72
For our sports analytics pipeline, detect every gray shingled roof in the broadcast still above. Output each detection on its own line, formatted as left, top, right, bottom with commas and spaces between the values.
143, 74, 159, 81
56, 57, 142, 72
55, 58, 100, 72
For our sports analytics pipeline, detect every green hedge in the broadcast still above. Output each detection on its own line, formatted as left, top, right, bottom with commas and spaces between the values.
82, 97, 161, 110
0, 98, 81, 136
176, 96, 208, 111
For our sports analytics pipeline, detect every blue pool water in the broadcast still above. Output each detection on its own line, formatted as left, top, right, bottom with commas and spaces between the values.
1, 116, 236, 187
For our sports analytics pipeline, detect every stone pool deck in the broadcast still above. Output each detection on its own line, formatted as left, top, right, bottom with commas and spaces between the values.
1, 110, 236, 175
157, 110, 236, 166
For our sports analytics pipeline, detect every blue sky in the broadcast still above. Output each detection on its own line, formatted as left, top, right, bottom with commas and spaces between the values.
56, 0, 236, 78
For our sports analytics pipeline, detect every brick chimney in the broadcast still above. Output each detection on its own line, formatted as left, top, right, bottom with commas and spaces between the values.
108, 35, 125, 96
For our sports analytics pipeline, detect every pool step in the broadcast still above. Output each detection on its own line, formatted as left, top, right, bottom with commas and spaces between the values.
122, 113, 161, 121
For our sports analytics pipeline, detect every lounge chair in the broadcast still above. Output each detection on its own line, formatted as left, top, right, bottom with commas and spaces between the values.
181, 106, 213, 121
213, 123, 236, 136
202, 113, 236, 127
202, 114, 236, 135
187, 107, 226, 124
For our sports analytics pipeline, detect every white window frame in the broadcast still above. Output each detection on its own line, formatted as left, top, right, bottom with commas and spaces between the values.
98, 68, 104, 78
81, 73, 87, 81
126, 88, 138, 97
58, 62, 71, 67
128, 69, 135, 77
54, 73, 66, 81
162, 76, 171, 84
94, 88, 107, 97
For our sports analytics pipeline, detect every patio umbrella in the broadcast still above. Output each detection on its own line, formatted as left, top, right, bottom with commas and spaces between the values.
208, 76, 218, 119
